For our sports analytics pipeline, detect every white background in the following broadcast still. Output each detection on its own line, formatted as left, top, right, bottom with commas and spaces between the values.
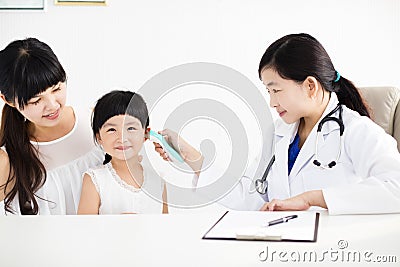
1, 0, 399, 109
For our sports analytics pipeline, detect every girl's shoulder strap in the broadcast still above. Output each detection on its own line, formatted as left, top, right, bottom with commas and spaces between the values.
84, 164, 109, 193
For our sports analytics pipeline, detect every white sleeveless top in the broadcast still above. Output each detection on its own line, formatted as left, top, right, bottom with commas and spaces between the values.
0, 106, 103, 215
85, 162, 165, 214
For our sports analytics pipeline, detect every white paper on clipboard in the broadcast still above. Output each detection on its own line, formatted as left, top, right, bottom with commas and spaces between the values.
203, 211, 319, 242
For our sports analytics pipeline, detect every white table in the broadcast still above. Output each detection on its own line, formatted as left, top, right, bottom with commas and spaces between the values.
1, 211, 399, 267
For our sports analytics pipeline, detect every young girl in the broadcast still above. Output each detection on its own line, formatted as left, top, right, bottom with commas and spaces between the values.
0, 38, 103, 215
78, 90, 168, 214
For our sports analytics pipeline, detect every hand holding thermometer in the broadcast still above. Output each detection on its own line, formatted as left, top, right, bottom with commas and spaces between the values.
149, 130, 184, 163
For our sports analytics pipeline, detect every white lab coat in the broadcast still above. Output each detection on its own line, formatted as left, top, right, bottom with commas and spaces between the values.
196, 93, 400, 215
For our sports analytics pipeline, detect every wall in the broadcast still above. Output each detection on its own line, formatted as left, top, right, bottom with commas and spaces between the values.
1, 0, 399, 107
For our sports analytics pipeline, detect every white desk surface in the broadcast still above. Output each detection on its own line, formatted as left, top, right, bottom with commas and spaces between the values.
1, 210, 399, 267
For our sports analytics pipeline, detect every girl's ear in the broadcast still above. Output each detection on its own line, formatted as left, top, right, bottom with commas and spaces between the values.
0, 94, 15, 107
96, 133, 102, 144
303, 76, 320, 99
144, 127, 150, 141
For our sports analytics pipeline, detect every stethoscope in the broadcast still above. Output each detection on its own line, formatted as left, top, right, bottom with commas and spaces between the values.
255, 104, 344, 195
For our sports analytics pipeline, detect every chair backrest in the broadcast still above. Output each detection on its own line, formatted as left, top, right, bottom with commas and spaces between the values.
358, 86, 400, 152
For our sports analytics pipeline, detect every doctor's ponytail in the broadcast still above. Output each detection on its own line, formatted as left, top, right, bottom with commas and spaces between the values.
333, 74, 370, 117
258, 33, 370, 118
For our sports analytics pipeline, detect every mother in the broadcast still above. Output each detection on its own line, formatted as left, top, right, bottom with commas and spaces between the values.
0, 38, 103, 215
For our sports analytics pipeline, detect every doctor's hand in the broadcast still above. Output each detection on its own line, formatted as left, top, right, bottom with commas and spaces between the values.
260, 190, 327, 211
153, 129, 204, 175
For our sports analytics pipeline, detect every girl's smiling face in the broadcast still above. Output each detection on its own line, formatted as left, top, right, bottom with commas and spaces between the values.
97, 114, 146, 162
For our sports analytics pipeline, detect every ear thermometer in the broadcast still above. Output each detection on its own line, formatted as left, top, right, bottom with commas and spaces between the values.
149, 130, 184, 163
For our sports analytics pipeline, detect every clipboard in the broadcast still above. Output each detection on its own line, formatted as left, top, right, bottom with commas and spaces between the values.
202, 211, 319, 242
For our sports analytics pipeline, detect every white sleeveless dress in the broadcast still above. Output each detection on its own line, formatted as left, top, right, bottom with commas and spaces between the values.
85, 161, 165, 214
0, 106, 103, 215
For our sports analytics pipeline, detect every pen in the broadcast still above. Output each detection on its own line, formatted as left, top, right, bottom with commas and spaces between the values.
266, 215, 298, 227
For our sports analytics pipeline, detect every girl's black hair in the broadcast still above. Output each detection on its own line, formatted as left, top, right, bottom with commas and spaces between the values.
258, 33, 370, 117
0, 38, 66, 214
91, 90, 149, 164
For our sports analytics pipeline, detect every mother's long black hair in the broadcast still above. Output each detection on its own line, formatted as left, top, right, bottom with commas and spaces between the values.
0, 38, 66, 214
258, 33, 370, 118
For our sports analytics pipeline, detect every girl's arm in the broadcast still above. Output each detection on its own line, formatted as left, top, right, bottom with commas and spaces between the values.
162, 183, 168, 214
77, 173, 100, 215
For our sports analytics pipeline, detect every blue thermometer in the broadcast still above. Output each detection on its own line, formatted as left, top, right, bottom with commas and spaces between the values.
149, 130, 184, 163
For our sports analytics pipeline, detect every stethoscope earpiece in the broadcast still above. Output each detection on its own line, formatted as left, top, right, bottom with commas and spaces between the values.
313, 159, 337, 169
313, 159, 321, 167
328, 161, 336, 168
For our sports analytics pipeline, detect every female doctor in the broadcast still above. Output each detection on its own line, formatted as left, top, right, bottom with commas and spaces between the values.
156, 33, 400, 215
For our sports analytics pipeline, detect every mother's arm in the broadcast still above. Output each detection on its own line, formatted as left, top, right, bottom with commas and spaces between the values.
0, 149, 11, 202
